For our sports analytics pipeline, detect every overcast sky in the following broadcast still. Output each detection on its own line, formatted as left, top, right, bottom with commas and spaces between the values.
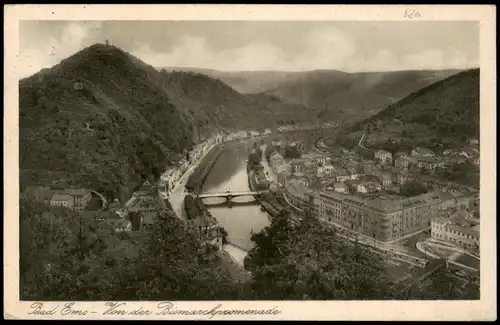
19, 20, 479, 78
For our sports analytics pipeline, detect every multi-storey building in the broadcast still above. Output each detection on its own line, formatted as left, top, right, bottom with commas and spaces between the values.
285, 179, 312, 209
315, 190, 458, 242
291, 159, 306, 173
431, 216, 479, 251
375, 149, 393, 165
48, 188, 92, 211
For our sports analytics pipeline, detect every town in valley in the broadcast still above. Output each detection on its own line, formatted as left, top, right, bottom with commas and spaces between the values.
18, 20, 481, 302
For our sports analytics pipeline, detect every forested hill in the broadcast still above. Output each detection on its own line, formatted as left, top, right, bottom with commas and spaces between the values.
343, 68, 480, 148
166, 67, 462, 123
19, 43, 315, 200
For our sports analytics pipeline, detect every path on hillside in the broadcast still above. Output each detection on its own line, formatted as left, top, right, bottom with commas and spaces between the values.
358, 130, 373, 152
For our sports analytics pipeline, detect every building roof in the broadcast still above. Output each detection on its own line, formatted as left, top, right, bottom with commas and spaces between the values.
376, 149, 392, 155
434, 215, 480, 238
320, 189, 449, 214
336, 169, 349, 177
334, 183, 347, 189
412, 147, 434, 155
286, 179, 311, 197
417, 156, 443, 164
63, 188, 91, 196
51, 193, 73, 202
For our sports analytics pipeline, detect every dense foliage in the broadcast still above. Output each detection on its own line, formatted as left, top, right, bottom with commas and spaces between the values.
20, 198, 240, 300
244, 209, 406, 300
400, 180, 429, 197
347, 69, 480, 149
21, 197, 479, 301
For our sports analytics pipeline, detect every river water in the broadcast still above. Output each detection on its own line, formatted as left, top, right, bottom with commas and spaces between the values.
201, 140, 271, 262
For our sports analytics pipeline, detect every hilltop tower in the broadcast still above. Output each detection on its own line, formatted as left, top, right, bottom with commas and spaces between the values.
105, 39, 109, 46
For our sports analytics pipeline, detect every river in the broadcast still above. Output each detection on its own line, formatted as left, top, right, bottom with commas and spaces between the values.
200, 140, 271, 265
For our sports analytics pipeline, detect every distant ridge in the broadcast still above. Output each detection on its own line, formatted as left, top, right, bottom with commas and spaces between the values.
160, 66, 464, 123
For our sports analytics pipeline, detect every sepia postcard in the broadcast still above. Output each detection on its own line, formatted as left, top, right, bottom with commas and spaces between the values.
4, 4, 497, 321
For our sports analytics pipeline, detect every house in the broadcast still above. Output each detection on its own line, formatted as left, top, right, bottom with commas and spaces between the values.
335, 169, 350, 183
397, 171, 415, 185
442, 148, 459, 156
314, 155, 327, 166
411, 147, 435, 158
394, 156, 411, 171
348, 165, 365, 180
363, 160, 376, 175
323, 163, 335, 176
474, 157, 480, 166
417, 156, 445, 171
50, 193, 74, 210
368, 165, 383, 177
357, 183, 368, 194
431, 216, 479, 251
304, 161, 318, 175
379, 172, 393, 187
291, 159, 305, 173
366, 182, 381, 193
334, 183, 348, 193
375, 149, 393, 165
469, 138, 479, 145
445, 152, 467, 166
357, 181, 381, 194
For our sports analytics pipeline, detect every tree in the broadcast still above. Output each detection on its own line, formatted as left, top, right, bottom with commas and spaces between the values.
243, 208, 403, 300
400, 180, 428, 197
123, 212, 238, 300
219, 226, 229, 247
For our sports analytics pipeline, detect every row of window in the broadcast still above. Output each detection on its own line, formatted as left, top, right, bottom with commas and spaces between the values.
432, 233, 477, 248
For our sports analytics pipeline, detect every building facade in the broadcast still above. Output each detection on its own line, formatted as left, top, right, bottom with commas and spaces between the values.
50, 194, 75, 210
431, 216, 479, 251
375, 150, 393, 165
314, 190, 453, 242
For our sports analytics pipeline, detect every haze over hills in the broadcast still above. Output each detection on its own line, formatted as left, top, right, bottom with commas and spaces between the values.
19, 43, 316, 200
338, 68, 480, 150
163, 67, 463, 123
